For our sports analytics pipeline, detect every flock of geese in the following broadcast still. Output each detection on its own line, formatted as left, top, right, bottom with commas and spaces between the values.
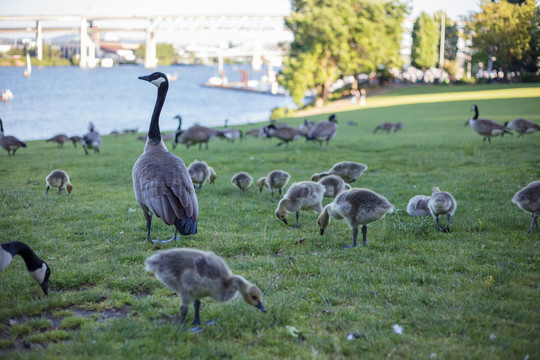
1, 72, 539, 330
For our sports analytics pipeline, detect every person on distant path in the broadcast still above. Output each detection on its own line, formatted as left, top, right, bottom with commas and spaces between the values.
360, 89, 366, 106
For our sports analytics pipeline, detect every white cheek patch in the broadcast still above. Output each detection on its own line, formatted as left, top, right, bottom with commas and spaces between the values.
151, 77, 166, 87
29, 263, 47, 284
0, 249, 13, 271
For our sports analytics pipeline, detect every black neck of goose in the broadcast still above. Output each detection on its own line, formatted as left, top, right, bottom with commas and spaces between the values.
0, 119, 3, 133
148, 82, 168, 144
1, 241, 44, 272
473, 107, 478, 120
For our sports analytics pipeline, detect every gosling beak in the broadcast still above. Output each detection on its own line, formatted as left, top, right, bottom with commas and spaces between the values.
282, 218, 288, 225
256, 301, 266, 313
40, 280, 49, 296
320, 228, 325, 236
138, 75, 151, 82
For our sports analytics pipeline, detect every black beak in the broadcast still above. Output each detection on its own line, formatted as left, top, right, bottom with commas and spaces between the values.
40, 280, 49, 296
320, 228, 325, 236
282, 218, 288, 225
138, 75, 150, 81
256, 301, 266, 313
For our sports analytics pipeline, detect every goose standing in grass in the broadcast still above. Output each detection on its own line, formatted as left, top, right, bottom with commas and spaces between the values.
318, 174, 351, 198
298, 119, 315, 135
82, 122, 101, 155
0, 118, 27, 156
70, 135, 82, 148
231, 172, 253, 193
46, 134, 70, 147
406, 195, 431, 217
174, 125, 224, 151
145, 248, 265, 329
188, 160, 217, 190
392, 122, 403, 132
465, 105, 512, 143
1, 241, 50, 295
133, 72, 199, 244
306, 114, 338, 146
373, 122, 394, 134
222, 128, 243, 143
318, 188, 394, 248
512, 180, 540, 233
46, 170, 73, 195
275, 181, 324, 228
504, 118, 540, 137
264, 124, 304, 146
311, 161, 368, 183
172, 115, 184, 149
428, 187, 456, 232
257, 170, 290, 201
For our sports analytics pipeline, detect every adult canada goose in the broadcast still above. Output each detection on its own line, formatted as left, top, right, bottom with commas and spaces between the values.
373, 122, 394, 134
275, 181, 325, 228
133, 72, 199, 244
110, 130, 120, 136
46, 169, 73, 195
298, 119, 315, 135
1, 241, 50, 295
318, 188, 394, 248
406, 195, 431, 217
264, 124, 304, 146
428, 187, 457, 232
231, 172, 253, 193
174, 125, 224, 151
70, 136, 82, 148
504, 118, 540, 137
246, 127, 265, 138
311, 161, 368, 183
306, 114, 338, 146
318, 174, 351, 198
0, 117, 27, 156
172, 115, 183, 149
188, 160, 217, 190
392, 122, 403, 132
512, 180, 540, 233
465, 105, 512, 143
222, 128, 243, 143
145, 248, 266, 329
257, 170, 290, 202
46, 134, 70, 147
82, 122, 102, 155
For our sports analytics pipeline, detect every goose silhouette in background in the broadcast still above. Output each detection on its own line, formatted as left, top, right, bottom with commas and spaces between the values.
46, 134, 70, 147
82, 122, 101, 155
306, 114, 338, 146
70, 135, 82, 148
1, 241, 50, 295
133, 72, 199, 244
172, 115, 184, 149
264, 124, 304, 146
465, 105, 511, 143
174, 125, 224, 151
0, 118, 27, 156
504, 118, 540, 137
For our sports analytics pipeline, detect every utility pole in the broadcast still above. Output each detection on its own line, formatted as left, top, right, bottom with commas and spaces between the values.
439, 13, 445, 69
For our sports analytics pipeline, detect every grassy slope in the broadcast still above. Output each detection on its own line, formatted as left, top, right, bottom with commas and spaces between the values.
0, 84, 539, 359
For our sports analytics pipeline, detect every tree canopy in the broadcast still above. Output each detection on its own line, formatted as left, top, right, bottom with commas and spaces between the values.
411, 12, 440, 69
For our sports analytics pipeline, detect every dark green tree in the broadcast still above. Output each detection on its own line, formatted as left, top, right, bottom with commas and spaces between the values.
411, 12, 439, 69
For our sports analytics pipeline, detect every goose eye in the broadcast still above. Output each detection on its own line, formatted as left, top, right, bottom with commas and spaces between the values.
252, 295, 258, 300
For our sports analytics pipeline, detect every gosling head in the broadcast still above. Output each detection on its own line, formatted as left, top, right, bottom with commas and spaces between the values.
66, 183, 73, 194
275, 199, 289, 225
431, 186, 441, 195
317, 207, 330, 235
311, 173, 321, 182
209, 168, 217, 184
241, 284, 266, 313
257, 178, 266, 192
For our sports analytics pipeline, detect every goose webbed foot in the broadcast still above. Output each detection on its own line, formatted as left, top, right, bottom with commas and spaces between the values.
151, 229, 179, 244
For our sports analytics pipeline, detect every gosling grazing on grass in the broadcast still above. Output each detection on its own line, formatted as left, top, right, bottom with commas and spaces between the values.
406, 195, 431, 217
512, 180, 540, 233
1, 241, 50, 295
275, 181, 325, 228
133, 72, 199, 244
318, 174, 351, 198
145, 248, 266, 328
46, 134, 70, 147
174, 125, 224, 151
82, 122, 101, 155
0, 117, 27, 156
306, 114, 338, 146
504, 118, 540, 137
428, 187, 456, 232
231, 172, 253, 193
188, 160, 217, 190
465, 105, 512, 143
318, 188, 394, 248
46, 170, 73, 195
311, 161, 368, 183
257, 170, 290, 201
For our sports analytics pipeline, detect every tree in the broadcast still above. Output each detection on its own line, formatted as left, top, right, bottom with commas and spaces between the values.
411, 12, 439, 69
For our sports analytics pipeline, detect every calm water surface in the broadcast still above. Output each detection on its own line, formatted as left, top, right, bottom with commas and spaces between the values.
0, 64, 296, 141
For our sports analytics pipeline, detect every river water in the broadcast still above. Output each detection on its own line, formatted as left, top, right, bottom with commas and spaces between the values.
0, 64, 296, 141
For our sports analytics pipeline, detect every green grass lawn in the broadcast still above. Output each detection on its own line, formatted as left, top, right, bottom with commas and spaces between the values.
0, 83, 539, 359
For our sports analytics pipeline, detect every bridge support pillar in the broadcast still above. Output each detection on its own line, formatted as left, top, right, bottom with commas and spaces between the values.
144, 31, 158, 69
36, 20, 43, 61
252, 41, 262, 71
79, 18, 97, 68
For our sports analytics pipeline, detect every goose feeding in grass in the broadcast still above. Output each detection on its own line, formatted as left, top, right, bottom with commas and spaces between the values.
46, 169, 73, 195
373, 122, 394, 134
465, 105, 512, 143
392, 122, 403, 132
46, 134, 70, 147
428, 187, 456, 232
174, 125, 224, 151
133, 72, 199, 244
188, 160, 216, 190
1, 241, 50, 295
512, 180, 540, 233
311, 161, 368, 183
70, 136, 82, 148
145, 248, 265, 330
318, 188, 394, 248
406, 195, 431, 217
82, 122, 102, 155
231, 172, 253, 193
275, 181, 324, 228
257, 170, 290, 202
318, 174, 351, 198
264, 124, 304, 146
306, 114, 338, 146
0, 118, 27, 156
504, 118, 540, 137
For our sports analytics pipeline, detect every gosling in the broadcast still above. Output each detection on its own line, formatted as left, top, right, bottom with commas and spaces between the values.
145, 248, 266, 328
45, 170, 73, 195
428, 187, 457, 232
275, 181, 325, 228
231, 172, 253, 193
512, 180, 540, 233
188, 160, 217, 190
318, 188, 394, 248
257, 170, 290, 202
311, 161, 368, 183
406, 195, 431, 217
318, 174, 351, 198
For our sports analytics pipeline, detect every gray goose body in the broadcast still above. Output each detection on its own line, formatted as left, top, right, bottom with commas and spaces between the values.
175, 125, 223, 150
0, 118, 27, 156
512, 180, 540, 233
265, 124, 304, 146
257, 170, 290, 201
307, 114, 338, 146
406, 195, 431, 217
505, 118, 540, 137
428, 187, 456, 232
1, 241, 50, 295
133, 72, 198, 244
373, 122, 394, 134
275, 181, 325, 228
188, 160, 216, 190
82, 123, 101, 155
231, 172, 253, 193
318, 174, 351, 198
46, 169, 73, 195
70, 136, 82, 148
312, 161, 368, 183
46, 134, 70, 147
466, 105, 511, 142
